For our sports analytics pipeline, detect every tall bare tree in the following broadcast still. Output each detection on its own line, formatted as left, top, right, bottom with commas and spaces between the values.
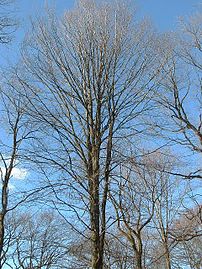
14, 1, 167, 268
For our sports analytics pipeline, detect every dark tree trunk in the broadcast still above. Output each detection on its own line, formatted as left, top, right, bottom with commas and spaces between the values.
0, 212, 5, 264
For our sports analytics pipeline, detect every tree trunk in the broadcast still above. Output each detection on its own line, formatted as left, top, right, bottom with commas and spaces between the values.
132, 236, 143, 269
135, 250, 143, 269
165, 249, 171, 269
89, 141, 103, 269
90, 186, 102, 269
0, 212, 5, 267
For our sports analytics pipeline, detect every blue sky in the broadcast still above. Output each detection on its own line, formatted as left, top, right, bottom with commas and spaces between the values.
16, 0, 201, 30
0, 0, 199, 64
0, 0, 200, 66
136, 0, 201, 30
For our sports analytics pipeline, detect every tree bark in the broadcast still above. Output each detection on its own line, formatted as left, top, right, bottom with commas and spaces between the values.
0, 212, 5, 266
165, 247, 171, 269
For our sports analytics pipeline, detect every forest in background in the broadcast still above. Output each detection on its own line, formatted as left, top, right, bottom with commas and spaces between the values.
0, 0, 201, 268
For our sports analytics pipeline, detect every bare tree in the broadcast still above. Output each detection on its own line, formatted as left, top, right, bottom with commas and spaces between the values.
0, 83, 36, 267
12, 1, 167, 268
0, 1, 200, 268
110, 152, 168, 269
66, 231, 135, 269
0, 0, 16, 44
104, 233, 136, 269
146, 158, 194, 269
179, 235, 202, 269
5, 210, 70, 269
110, 150, 196, 269
169, 205, 202, 269
154, 12, 202, 179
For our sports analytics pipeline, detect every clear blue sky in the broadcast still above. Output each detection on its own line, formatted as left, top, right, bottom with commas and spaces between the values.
16, 0, 202, 30
16, 0, 201, 30
0, 0, 200, 66
136, 0, 201, 30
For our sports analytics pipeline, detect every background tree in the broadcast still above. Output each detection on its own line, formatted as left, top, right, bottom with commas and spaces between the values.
0, 82, 38, 267
110, 154, 159, 269
5, 210, 70, 269
0, 0, 16, 44
154, 12, 202, 179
